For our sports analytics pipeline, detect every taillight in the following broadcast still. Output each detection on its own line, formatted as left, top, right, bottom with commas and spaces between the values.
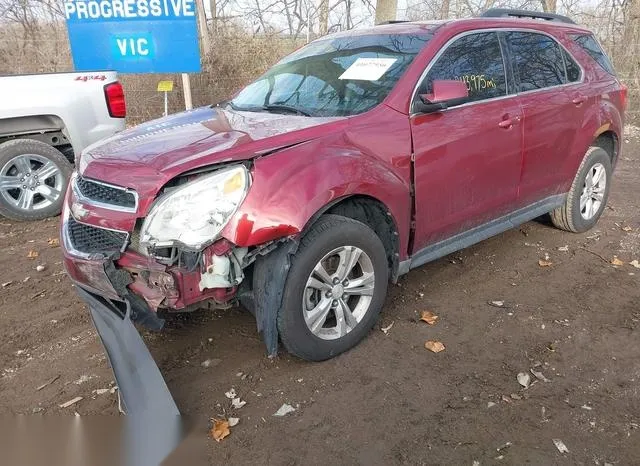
104, 81, 126, 118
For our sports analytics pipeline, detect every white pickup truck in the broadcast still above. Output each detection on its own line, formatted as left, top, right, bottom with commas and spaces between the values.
0, 71, 126, 220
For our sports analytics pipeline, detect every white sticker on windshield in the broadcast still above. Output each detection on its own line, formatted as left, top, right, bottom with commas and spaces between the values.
338, 58, 397, 81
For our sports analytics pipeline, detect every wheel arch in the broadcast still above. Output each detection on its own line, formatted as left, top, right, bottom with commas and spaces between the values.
592, 129, 619, 166
302, 194, 401, 282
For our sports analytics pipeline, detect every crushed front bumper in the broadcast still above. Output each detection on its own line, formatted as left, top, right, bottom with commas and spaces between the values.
76, 286, 179, 416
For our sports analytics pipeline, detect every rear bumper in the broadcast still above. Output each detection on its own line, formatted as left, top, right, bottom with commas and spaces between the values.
77, 286, 179, 416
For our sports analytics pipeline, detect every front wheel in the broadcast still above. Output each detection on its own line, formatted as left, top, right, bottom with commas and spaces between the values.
0, 139, 72, 221
278, 215, 389, 361
550, 146, 612, 233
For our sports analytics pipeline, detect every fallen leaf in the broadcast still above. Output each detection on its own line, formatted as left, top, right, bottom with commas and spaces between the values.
424, 340, 445, 353
36, 265, 46, 272
496, 441, 512, 452
552, 438, 569, 453
488, 300, 505, 308
210, 419, 230, 442
420, 311, 439, 325
501, 395, 513, 404
273, 403, 296, 417
225, 388, 237, 399
2, 281, 12, 288
59, 397, 83, 408
228, 417, 239, 427
381, 321, 394, 334
530, 369, 550, 383
47, 238, 60, 247
630, 260, 640, 269
27, 250, 39, 259
622, 226, 633, 232
94, 388, 110, 395
611, 256, 624, 266
517, 372, 531, 388
487, 401, 497, 408
510, 393, 522, 400
231, 398, 246, 409
538, 259, 553, 267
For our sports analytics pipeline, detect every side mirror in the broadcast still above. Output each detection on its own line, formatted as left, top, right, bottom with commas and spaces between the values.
414, 80, 470, 114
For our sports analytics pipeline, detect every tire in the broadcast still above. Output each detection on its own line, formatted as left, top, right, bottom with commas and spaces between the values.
0, 139, 73, 221
550, 146, 612, 233
278, 214, 389, 361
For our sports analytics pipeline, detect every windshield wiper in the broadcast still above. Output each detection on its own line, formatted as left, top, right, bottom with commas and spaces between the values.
262, 104, 312, 117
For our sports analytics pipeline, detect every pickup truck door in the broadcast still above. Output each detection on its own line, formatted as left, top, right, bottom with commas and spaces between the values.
410, 31, 523, 252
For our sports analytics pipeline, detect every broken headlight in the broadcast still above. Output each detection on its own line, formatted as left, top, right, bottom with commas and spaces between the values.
140, 166, 249, 250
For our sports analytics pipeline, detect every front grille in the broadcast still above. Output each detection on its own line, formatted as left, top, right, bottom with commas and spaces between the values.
67, 217, 128, 254
75, 176, 136, 209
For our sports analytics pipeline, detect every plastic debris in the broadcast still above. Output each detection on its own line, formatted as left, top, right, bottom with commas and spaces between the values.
552, 438, 569, 453
36, 265, 46, 272
231, 398, 246, 409
228, 417, 239, 427
225, 388, 237, 399
381, 321, 394, 334
273, 403, 296, 417
630, 260, 640, 269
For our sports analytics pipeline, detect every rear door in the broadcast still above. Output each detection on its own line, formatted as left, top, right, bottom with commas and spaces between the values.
504, 31, 586, 206
410, 31, 523, 250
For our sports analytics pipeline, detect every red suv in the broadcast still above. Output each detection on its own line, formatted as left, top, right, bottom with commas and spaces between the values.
62, 9, 625, 410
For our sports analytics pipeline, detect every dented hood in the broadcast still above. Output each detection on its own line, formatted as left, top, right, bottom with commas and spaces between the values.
79, 106, 345, 199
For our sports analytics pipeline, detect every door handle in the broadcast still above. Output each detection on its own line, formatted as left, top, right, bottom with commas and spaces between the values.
498, 119, 513, 129
572, 96, 586, 105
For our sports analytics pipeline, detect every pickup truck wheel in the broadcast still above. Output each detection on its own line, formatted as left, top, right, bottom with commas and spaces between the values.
0, 139, 72, 221
278, 215, 388, 361
550, 146, 612, 233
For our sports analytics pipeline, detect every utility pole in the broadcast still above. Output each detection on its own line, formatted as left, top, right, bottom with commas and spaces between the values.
375, 0, 398, 24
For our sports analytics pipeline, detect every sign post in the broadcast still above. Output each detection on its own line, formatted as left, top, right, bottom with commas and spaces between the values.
64, 0, 201, 109
157, 80, 174, 116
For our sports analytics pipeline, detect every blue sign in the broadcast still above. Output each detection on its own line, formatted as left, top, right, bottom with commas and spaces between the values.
64, 0, 201, 73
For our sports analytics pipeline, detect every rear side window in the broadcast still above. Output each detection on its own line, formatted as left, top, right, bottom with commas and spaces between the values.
572, 34, 616, 75
419, 32, 507, 103
506, 32, 566, 91
564, 50, 581, 82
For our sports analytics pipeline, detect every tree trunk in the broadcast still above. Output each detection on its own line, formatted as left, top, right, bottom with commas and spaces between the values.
319, 0, 329, 35
375, 0, 398, 24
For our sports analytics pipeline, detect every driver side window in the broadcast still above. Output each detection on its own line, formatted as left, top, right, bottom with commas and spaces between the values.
418, 32, 507, 104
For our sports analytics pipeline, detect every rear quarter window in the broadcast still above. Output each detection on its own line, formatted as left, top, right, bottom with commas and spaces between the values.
571, 34, 616, 75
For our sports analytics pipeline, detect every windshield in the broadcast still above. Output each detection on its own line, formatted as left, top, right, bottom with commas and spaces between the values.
229, 32, 433, 117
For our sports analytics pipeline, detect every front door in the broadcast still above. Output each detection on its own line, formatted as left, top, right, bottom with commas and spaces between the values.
410, 31, 523, 251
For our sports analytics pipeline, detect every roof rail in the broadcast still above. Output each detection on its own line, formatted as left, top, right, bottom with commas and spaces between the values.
480, 8, 576, 25
376, 20, 411, 25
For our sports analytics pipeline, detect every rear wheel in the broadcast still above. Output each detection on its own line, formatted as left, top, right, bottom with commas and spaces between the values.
550, 146, 612, 233
278, 215, 388, 361
0, 139, 72, 221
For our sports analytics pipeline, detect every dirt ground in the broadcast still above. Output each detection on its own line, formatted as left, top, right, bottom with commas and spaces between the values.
1, 136, 639, 466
